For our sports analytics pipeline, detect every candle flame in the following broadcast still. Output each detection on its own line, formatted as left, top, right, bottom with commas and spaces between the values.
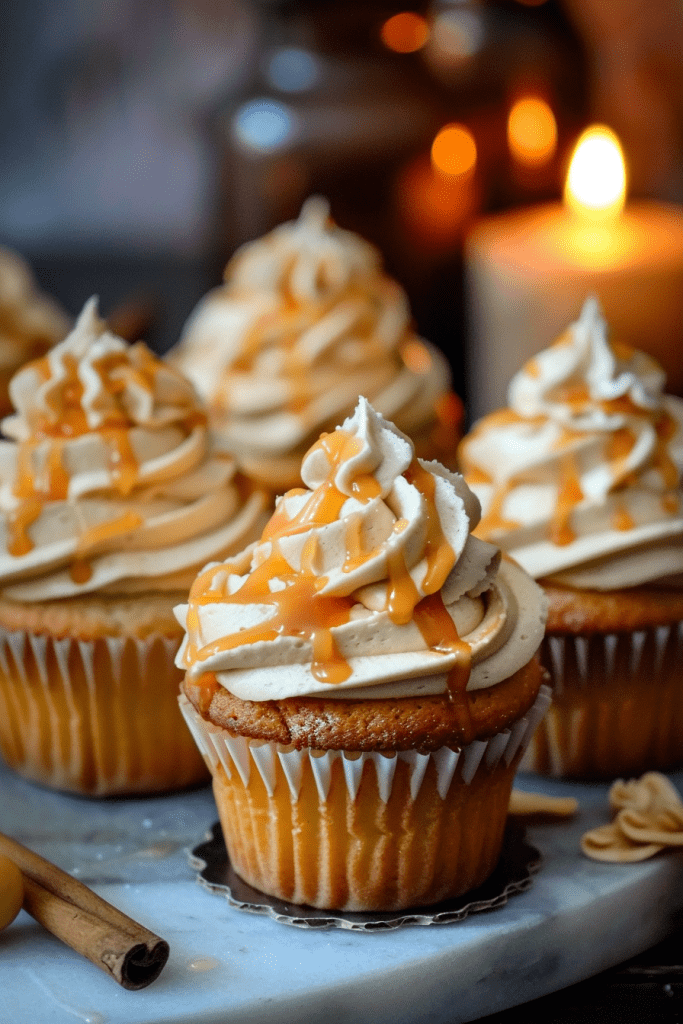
431, 124, 477, 178
508, 97, 557, 167
564, 125, 627, 220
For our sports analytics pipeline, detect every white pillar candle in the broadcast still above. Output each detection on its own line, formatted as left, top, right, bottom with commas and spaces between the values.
465, 126, 683, 419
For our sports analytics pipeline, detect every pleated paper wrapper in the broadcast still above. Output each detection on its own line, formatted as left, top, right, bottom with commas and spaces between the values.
520, 623, 683, 780
179, 683, 551, 912
0, 628, 208, 796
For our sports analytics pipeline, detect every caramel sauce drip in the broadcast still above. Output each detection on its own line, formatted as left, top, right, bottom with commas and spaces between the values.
653, 411, 680, 491
551, 426, 583, 452
224, 282, 384, 416
413, 592, 472, 717
190, 547, 354, 684
75, 511, 144, 555
187, 427, 470, 691
7, 497, 43, 557
4, 338, 193, 563
460, 410, 535, 539
192, 673, 221, 715
8, 438, 70, 556
550, 453, 583, 546
464, 465, 492, 486
187, 431, 367, 682
342, 513, 366, 573
612, 502, 635, 532
404, 460, 456, 593
554, 383, 589, 409
102, 427, 139, 496
386, 548, 421, 626
476, 481, 521, 541
607, 426, 637, 465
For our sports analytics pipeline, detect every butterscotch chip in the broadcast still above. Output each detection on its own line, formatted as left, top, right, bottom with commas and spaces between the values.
183, 654, 545, 751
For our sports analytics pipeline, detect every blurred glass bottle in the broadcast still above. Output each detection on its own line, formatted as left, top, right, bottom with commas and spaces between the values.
215, 0, 585, 399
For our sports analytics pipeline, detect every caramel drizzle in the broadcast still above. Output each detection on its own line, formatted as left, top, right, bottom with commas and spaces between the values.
5, 342, 193, 568
612, 502, 635, 532
549, 453, 583, 546
222, 279, 392, 417
187, 429, 472, 695
463, 389, 681, 548
653, 411, 680, 490
475, 481, 521, 541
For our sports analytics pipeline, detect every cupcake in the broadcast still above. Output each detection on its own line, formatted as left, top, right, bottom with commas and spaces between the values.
169, 197, 462, 493
0, 297, 269, 795
176, 398, 548, 912
459, 297, 683, 780
0, 247, 69, 416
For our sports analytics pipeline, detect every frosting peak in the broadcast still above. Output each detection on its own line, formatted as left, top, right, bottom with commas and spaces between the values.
176, 400, 545, 701
510, 297, 664, 428
5, 297, 200, 442
461, 297, 683, 589
0, 299, 267, 600
229, 196, 381, 303
171, 198, 458, 490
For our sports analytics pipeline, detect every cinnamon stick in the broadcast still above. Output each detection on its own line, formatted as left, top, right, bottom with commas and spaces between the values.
0, 831, 169, 990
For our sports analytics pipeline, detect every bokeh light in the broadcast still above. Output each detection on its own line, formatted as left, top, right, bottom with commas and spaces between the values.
267, 48, 319, 93
431, 124, 477, 178
430, 8, 483, 61
234, 99, 296, 152
380, 12, 430, 53
507, 97, 557, 167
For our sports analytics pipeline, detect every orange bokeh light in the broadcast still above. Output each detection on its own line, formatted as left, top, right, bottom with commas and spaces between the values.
380, 12, 430, 53
431, 124, 477, 177
507, 97, 557, 167
395, 153, 478, 252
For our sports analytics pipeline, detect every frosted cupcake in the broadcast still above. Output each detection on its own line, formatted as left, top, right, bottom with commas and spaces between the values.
0, 298, 268, 795
460, 297, 683, 779
177, 398, 548, 912
170, 198, 461, 493
0, 247, 69, 416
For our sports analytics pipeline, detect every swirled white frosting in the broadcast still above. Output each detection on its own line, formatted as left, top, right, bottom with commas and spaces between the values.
0, 298, 268, 601
170, 198, 456, 487
175, 399, 546, 700
0, 246, 69, 374
460, 298, 683, 589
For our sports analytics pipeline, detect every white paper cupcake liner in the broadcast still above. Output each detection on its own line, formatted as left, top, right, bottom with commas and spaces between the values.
0, 628, 207, 795
179, 683, 552, 804
520, 624, 683, 778
189, 818, 542, 930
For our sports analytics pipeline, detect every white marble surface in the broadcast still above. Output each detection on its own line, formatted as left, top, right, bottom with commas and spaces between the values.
2, 760, 683, 1024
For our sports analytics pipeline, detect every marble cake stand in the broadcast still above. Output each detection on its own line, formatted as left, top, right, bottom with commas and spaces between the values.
1, 758, 683, 1024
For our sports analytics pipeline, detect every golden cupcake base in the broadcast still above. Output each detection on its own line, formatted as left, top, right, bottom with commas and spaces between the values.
180, 684, 550, 912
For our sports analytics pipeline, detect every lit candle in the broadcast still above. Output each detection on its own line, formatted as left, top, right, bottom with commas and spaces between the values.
465, 124, 683, 417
